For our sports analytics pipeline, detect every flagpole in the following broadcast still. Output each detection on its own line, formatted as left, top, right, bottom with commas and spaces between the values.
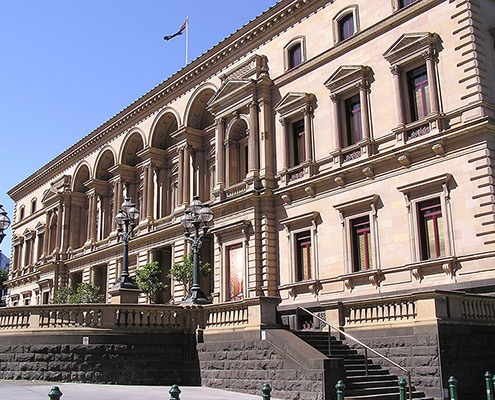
185, 16, 189, 66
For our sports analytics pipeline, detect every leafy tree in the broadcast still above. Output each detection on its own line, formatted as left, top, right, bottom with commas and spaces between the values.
51, 282, 104, 304
135, 261, 167, 303
168, 253, 210, 296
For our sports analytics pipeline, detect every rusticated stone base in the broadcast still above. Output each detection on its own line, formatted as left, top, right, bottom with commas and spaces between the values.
197, 332, 342, 400
0, 333, 200, 385
345, 326, 442, 399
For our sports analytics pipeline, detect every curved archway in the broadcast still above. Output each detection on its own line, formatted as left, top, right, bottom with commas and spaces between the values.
71, 164, 90, 249
120, 131, 144, 166
150, 109, 180, 149
226, 118, 249, 186
185, 86, 216, 130
73, 164, 90, 193
95, 148, 116, 180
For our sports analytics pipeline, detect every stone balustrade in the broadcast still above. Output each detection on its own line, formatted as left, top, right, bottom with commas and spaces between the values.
0, 304, 200, 332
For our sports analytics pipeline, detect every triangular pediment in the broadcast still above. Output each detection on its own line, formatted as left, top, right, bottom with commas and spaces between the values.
207, 80, 252, 107
274, 92, 314, 116
35, 221, 45, 232
41, 187, 58, 204
383, 32, 437, 63
22, 228, 35, 238
324, 65, 368, 91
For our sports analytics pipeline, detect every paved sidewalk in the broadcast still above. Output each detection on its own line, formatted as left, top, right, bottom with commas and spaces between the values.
0, 380, 277, 400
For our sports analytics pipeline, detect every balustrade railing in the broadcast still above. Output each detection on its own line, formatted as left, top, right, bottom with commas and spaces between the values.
346, 300, 416, 325
0, 304, 195, 331
205, 301, 249, 327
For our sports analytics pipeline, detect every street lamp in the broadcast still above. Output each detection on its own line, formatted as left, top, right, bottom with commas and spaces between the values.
113, 197, 140, 290
180, 196, 213, 304
0, 205, 11, 246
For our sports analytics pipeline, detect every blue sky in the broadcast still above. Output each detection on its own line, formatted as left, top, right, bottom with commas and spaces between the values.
0, 1, 271, 254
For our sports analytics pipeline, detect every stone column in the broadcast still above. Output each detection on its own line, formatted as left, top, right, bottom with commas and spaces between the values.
331, 94, 342, 148
43, 211, 50, 256
249, 102, 259, 172
146, 165, 154, 219
215, 118, 225, 188
183, 145, 192, 206
60, 203, 71, 253
56, 204, 63, 252
280, 118, 289, 170
391, 65, 405, 127
141, 167, 149, 219
177, 148, 184, 206
358, 80, 370, 141
424, 48, 439, 115
304, 106, 312, 162
86, 192, 97, 242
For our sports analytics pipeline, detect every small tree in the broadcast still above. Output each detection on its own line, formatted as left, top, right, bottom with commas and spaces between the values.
51, 282, 104, 304
168, 253, 210, 298
135, 261, 167, 303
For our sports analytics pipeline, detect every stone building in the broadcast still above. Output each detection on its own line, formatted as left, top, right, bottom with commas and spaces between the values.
4, 0, 495, 399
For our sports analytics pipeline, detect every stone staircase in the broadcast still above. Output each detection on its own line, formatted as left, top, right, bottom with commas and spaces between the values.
294, 331, 434, 400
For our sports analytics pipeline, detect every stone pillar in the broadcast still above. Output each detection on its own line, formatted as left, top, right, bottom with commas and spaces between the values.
86, 192, 97, 242
215, 118, 225, 189
60, 203, 70, 253
280, 118, 289, 170
141, 167, 149, 218
43, 211, 50, 256
56, 204, 63, 252
146, 165, 154, 219
249, 102, 259, 172
358, 80, 370, 141
304, 106, 312, 162
225, 141, 233, 187
424, 48, 439, 115
183, 146, 192, 206
331, 94, 342, 148
391, 65, 405, 127
177, 148, 184, 206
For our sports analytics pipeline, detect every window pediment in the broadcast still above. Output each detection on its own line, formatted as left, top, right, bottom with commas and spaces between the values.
333, 194, 379, 217
34, 221, 45, 233
274, 92, 315, 117
207, 80, 255, 116
383, 32, 438, 65
324, 65, 370, 93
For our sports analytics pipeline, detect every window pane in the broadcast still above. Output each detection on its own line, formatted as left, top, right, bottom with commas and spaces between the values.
345, 95, 362, 145
296, 231, 311, 281
408, 65, 429, 121
352, 217, 372, 271
289, 44, 302, 68
228, 245, 244, 301
418, 198, 444, 260
292, 119, 305, 165
339, 14, 354, 41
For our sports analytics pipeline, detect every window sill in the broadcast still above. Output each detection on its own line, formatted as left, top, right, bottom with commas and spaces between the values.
330, 138, 376, 169
394, 113, 445, 146
277, 161, 315, 187
279, 279, 322, 299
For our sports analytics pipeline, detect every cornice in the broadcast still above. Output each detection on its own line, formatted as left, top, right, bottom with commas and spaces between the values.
8, 0, 328, 202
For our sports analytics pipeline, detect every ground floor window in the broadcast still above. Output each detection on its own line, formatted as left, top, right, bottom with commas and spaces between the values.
228, 244, 244, 301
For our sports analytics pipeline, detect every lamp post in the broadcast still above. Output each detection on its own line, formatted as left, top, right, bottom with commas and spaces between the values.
180, 196, 213, 304
113, 197, 140, 290
0, 205, 11, 246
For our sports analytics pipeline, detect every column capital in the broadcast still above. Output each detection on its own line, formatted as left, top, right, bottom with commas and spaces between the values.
330, 93, 339, 103
356, 80, 370, 92
422, 47, 437, 61
390, 65, 400, 76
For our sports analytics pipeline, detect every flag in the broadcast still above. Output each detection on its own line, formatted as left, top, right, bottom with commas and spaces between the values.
163, 18, 188, 41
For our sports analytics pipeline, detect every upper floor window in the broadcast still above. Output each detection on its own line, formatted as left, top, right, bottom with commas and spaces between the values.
296, 231, 312, 281
19, 206, 25, 221
345, 94, 363, 145
284, 37, 306, 71
333, 6, 360, 44
418, 198, 445, 260
384, 32, 441, 131
30, 199, 37, 214
339, 14, 355, 41
292, 119, 305, 166
407, 65, 430, 122
289, 44, 302, 69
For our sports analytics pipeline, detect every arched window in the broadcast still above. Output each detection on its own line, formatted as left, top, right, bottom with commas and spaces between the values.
30, 199, 37, 214
339, 14, 355, 41
284, 37, 306, 71
19, 205, 25, 221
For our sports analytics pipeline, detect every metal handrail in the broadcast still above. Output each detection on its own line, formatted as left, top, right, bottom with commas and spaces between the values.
298, 306, 413, 400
